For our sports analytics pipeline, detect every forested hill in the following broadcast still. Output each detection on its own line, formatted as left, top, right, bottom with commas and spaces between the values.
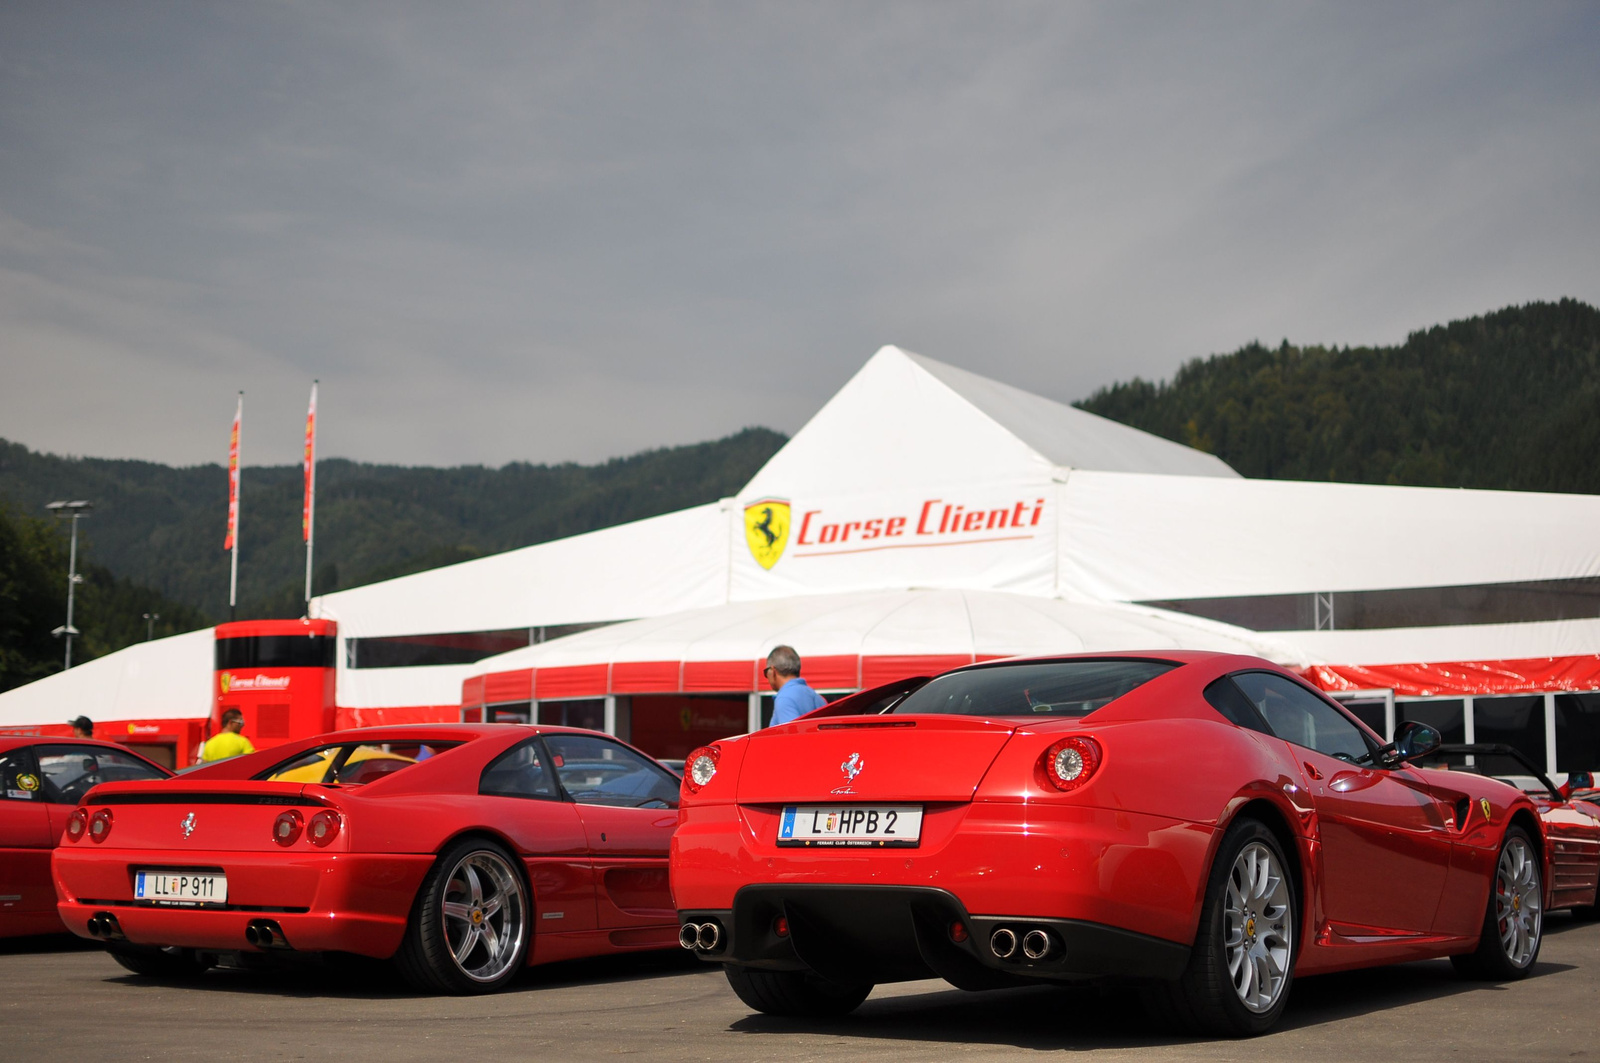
0, 427, 786, 625
1077, 299, 1600, 494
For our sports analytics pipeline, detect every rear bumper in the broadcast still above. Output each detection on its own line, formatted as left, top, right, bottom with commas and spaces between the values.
672, 799, 1215, 945
679, 885, 1190, 986
54, 847, 433, 959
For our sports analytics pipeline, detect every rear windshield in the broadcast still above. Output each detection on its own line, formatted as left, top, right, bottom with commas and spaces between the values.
888, 659, 1177, 718
255, 742, 461, 786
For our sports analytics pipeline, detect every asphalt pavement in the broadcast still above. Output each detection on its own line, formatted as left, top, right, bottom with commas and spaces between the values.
2, 915, 1595, 1062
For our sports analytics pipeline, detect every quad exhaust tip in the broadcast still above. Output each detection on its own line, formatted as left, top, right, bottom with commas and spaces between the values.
679, 921, 723, 952
87, 912, 124, 940
989, 927, 1018, 959
245, 920, 291, 950
1022, 929, 1055, 960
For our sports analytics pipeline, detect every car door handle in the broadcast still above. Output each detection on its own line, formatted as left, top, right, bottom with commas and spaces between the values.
1303, 762, 1323, 781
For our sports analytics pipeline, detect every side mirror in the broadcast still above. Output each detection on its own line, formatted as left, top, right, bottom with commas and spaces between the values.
1560, 770, 1595, 799
1388, 721, 1442, 764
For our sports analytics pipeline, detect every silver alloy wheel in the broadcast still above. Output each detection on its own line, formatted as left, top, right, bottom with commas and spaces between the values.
1495, 835, 1542, 968
1223, 841, 1293, 1013
439, 850, 526, 983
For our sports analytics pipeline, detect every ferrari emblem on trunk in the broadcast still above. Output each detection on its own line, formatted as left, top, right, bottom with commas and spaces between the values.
180, 812, 196, 839
832, 753, 864, 794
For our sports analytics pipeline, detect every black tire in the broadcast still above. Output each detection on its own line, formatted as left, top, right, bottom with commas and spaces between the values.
1452, 825, 1543, 980
723, 964, 873, 1017
394, 837, 530, 995
1149, 818, 1297, 1037
107, 944, 210, 979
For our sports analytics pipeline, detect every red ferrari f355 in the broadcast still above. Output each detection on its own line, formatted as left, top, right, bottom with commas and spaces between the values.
671, 653, 1600, 1036
53, 724, 683, 993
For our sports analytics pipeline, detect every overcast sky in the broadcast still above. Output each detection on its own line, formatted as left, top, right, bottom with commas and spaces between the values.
1, 2, 1596, 469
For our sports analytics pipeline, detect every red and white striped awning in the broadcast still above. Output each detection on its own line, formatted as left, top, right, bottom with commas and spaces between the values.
460, 588, 1301, 706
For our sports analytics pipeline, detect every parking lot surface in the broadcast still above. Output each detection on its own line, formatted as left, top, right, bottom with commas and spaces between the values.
3, 916, 1595, 1062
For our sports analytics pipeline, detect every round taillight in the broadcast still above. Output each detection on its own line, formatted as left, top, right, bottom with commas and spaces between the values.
306, 809, 341, 847
1041, 736, 1102, 792
66, 808, 88, 842
683, 745, 720, 794
272, 810, 305, 847
949, 921, 968, 943
88, 808, 114, 843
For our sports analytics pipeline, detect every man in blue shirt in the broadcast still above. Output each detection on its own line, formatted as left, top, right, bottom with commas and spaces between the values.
766, 645, 827, 725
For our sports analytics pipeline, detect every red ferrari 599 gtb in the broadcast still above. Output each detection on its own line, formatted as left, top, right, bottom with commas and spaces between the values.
53, 724, 683, 993
671, 652, 1599, 1036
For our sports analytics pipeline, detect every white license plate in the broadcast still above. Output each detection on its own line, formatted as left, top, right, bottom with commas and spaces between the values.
135, 870, 228, 906
778, 805, 923, 847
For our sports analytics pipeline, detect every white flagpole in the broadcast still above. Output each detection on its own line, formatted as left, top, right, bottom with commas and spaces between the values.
229, 391, 242, 621
304, 381, 318, 605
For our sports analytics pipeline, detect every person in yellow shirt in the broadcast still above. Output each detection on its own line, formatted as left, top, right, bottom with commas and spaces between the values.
201, 708, 256, 762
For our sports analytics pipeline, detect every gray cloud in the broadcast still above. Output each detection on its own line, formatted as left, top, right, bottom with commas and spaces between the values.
1, 1, 1596, 467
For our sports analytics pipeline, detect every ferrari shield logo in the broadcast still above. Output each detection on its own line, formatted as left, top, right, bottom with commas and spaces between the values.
219, 672, 232, 695
744, 498, 790, 570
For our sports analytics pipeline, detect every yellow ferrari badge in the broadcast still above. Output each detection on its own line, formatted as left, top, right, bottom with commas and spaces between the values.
219, 672, 233, 694
16, 773, 39, 792
744, 498, 791, 570
1480, 797, 1492, 822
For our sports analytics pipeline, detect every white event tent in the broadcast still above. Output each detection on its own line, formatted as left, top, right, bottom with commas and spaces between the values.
3, 345, 1598, 772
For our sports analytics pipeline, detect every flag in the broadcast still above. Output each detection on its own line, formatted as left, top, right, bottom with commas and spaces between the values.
223, 395, 241, 551
302, 382, 317, 542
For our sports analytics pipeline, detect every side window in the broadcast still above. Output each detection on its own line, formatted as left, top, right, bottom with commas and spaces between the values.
1203, 677, 1273, 736
35, 745, 167, 803
480, 740, 558, 800
1230, 673, 1372, 761
543, 734, 680, 809
1, 747, 44, 802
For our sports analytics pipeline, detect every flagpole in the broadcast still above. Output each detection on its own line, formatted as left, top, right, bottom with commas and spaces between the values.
303, 380, 318, 606
226, 392, 242, 622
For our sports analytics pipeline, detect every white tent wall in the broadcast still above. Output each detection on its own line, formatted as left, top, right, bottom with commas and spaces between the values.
0, 629, 213, 730
728, 477, 1061, 602
1058, 471, 1600, 601
1291, 617, 1600, 666
464, 589, 1302, 680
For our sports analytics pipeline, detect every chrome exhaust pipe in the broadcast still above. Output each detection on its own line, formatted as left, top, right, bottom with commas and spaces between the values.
246, 919, 290, 950
90, 912, 124, 940
990, 927, 1017, 959
679, 923, 701, 950
1022, 928, 1055, 960
696, 922, 722, 952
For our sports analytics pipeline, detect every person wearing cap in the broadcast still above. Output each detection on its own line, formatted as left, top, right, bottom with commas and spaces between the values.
201, 707, 255, 762
765, 645, 827, 726
69, 716, 93, 738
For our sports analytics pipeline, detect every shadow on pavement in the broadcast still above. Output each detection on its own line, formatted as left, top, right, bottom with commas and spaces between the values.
95, 943, 708, 1000
725, 958, 1573, 1051
0, 932, 101, 955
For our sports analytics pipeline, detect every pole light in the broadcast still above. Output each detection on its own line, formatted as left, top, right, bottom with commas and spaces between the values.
45, 500, 92, 670
143, 612, 160, 641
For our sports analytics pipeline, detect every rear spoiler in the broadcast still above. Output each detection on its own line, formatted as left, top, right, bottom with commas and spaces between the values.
804, 676, 933, 720
1432, 743, 1562, 799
